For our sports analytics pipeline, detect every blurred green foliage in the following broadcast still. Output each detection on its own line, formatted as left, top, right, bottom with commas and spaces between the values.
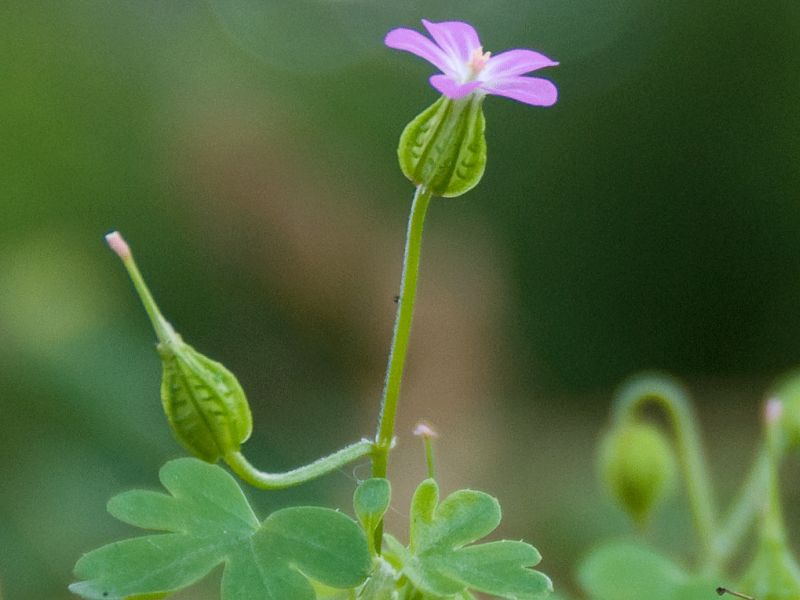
1, 1, 799, 598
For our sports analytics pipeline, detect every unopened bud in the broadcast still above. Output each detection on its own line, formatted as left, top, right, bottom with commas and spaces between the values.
398, 95, 487, 197
598, 421, 676, 524
771, 372, 800, 450
413, 421, 438, 439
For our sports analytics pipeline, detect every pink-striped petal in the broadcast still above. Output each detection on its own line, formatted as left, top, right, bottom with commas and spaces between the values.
480, 76, 558, 106
385, 27, 454, 75
482, 49, 559, 80
430, 74, 483, 99
421, 19, 481, 65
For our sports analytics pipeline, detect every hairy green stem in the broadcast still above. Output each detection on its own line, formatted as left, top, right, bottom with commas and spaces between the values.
423, 435, 436, 480
224, 439, 374, 490
370, 186, 432, 554
612, 375, 719, 568
373, 185, 433, 479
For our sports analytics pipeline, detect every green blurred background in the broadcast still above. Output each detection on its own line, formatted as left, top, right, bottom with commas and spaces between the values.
2, 1, 799, 598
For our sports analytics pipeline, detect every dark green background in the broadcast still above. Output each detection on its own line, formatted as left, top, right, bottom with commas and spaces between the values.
1, 1, 799, 598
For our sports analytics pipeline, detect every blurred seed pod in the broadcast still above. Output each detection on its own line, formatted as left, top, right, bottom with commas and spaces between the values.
598, 421, 677, 525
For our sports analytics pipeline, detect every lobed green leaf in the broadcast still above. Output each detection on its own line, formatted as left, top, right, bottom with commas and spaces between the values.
578, 541, 683, 600
577, 541, 716, 600
388, 478, 552, 599
70, 458, 370, 599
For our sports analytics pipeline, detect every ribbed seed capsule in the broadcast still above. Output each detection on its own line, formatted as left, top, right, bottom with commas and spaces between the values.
105, 231, 252, 463
159, 339, 252, 462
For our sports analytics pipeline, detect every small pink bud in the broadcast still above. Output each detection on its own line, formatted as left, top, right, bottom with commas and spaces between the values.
765, 398, 783, 424
413, 422, 438, 438
105, 231, 131, 260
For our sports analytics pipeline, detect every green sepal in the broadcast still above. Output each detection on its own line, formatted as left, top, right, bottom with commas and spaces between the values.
159, 338, 253, 462
69, 458, 371, 599
398, 95, 487, 198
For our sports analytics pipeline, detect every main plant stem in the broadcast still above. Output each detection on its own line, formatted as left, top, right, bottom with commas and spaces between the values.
373, 185, 432, 480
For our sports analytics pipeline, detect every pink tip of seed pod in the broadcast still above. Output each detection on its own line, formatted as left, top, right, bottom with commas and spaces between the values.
105, 231, 131, 260
413, 421, 438, 438
765, 397, 783, 424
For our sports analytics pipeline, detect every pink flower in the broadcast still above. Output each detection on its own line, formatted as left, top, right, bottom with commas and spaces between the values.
385, 19, 558, 107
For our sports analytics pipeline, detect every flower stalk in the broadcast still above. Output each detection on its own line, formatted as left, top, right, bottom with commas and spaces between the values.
373, 185, 432, 481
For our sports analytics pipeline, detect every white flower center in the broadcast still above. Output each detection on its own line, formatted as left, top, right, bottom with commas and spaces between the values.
467, 46, 492, 77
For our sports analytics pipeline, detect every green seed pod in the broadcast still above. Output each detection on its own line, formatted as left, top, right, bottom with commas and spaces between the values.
598, 421, 677, 525
398, 94, 487, 197
159, 338, 252, 462
106, 231, 252, 463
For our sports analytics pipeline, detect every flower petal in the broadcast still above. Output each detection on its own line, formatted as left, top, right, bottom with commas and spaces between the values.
480, 76, 558, 106
429, 74, 483, 99
421, 20, 481, 65
483, 49, 559, 80
385, 27, 453, 75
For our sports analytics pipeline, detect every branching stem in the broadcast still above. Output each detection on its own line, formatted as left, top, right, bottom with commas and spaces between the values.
223, 439, 375, 490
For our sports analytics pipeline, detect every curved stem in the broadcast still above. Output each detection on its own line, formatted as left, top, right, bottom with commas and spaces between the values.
373, 185, 433, 479
612, 374, 719, 568
715, 445, 771, 566
224, 439, 374, 490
